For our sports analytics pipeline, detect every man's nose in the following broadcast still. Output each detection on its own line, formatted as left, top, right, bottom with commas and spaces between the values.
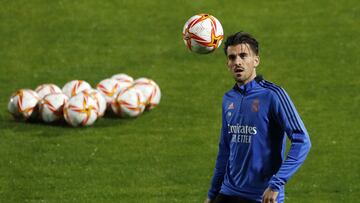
235, 56, 242, 66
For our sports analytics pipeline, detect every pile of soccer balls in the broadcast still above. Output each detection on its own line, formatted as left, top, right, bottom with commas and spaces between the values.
7, 73, 161, 127
8, 13, 221, 127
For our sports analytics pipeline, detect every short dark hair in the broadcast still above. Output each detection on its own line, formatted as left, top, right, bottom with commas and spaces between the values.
223, 32, 259, 56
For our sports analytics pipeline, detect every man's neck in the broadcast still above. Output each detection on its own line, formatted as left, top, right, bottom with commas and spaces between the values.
237, 74, 257, 86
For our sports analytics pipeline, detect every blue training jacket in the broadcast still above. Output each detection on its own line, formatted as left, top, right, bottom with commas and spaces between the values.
208, 77, 311, 202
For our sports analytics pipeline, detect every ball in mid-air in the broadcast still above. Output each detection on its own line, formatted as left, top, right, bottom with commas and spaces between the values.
182, 13, 224, 54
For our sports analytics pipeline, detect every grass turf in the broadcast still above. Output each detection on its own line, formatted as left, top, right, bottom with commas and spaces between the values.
0, 0, 359, 202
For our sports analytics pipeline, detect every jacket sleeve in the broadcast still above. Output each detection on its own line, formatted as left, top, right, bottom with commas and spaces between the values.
269, 88, 311, 191
207, 100, 231, 200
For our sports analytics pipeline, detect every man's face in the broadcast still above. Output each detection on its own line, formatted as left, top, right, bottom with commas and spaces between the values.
226, 43, 260, 85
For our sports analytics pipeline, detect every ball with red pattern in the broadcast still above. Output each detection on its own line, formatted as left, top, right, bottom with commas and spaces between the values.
35, 84, 62, 99
39, 93, 68, 123
133, 77, 161, 110
81, 89, 107, 117
182, 14, 224, 54
111, 73, 134, 83
63, 92, 98, 127
96, 78, 132, 106
111, 87, 146, 117
62, 80, 92, 98
8, 89, 41, 120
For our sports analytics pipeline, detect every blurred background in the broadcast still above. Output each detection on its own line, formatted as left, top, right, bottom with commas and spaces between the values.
0, 0, 359, 202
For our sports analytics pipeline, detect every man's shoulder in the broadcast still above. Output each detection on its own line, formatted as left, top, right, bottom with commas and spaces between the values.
257, 79, 292, 104
258, 78, 285, 92
254, 75, 285, 94
223, 87, 237, 100
258, 78, 282, 89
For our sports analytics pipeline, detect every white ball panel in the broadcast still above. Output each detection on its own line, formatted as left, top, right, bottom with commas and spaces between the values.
35, 84, 62, 98
111, 73, 134, 83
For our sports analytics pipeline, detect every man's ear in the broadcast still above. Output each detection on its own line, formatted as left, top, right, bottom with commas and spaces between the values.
254, 56, 260, 67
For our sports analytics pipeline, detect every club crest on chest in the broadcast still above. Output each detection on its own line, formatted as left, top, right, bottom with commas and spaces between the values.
251, 99, 260, 112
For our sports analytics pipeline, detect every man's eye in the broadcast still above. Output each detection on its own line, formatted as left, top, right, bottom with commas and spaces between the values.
228, 55, 236, 60
240, 53, 247, 58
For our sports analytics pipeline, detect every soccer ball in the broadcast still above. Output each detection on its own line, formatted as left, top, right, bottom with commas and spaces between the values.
8, 89, 41, 120
82, 89, 107, 117
62, 80, 92, 98
111, 73, 134, 83
133, 78, 161, 110
182, 13, 224, 54
111, 87, 146, 117
63, 92, 98, 127
96, 78, 132, 105
35, 84, 62, 98
39, 93, 68, 123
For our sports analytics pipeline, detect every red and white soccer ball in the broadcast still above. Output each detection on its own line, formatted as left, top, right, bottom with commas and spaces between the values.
35, 84, 62, 98
63, 92, 98, 127
8, 89, 41, 120
96, 78, 132, 106
62, 80, 92, 98
182, 13, 224, 54
111, 87, 146, 117
133, 78, 161, 110
39, 93, 68, 123
82, 89, 107, 117
111, 73, 134, 83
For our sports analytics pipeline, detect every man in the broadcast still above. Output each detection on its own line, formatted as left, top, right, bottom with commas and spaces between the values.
204, 32, 311, 203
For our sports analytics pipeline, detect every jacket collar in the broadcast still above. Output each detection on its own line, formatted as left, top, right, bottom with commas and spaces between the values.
233, 75, 263, 94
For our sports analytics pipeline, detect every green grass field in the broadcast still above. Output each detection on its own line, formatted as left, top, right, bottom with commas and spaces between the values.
0, 0, 359, 202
